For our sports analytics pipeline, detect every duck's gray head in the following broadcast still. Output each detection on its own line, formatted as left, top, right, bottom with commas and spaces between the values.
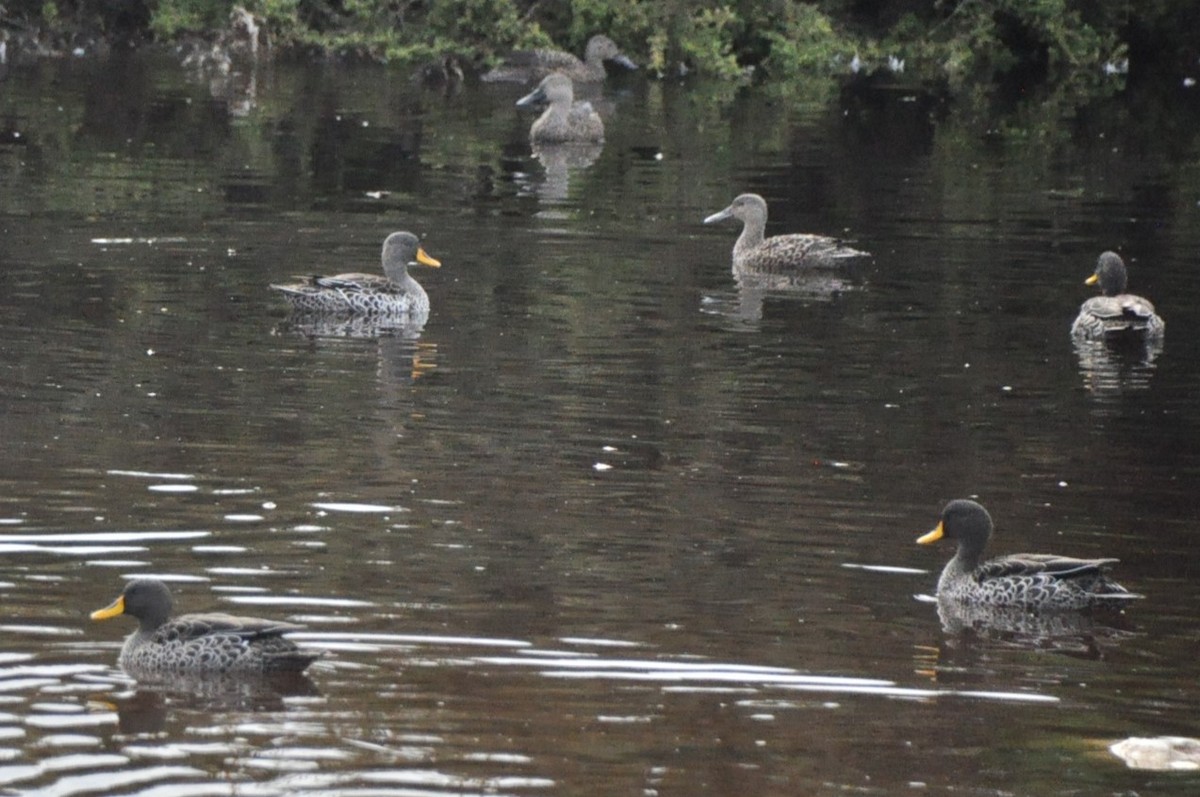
91, 578, 175, 632
585, 35, 637, 71
703, 193, 769, 226
917, 499, 994, 551
516, 72, 574, 109
382, 231, 441, 278
1087, 251, 1129, 297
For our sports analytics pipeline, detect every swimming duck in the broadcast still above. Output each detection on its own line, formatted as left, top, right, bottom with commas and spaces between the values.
271, 231, 441, 316
516, 73, 604, 144
91, 578, 322, 675
1071, 251, 1164, 340
483, 34, 637, 84
704, 193, 869, 272
916, 499, 1139, 610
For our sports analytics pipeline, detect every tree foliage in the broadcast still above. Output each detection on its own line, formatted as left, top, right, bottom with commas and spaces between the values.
1, 0, 1197, 93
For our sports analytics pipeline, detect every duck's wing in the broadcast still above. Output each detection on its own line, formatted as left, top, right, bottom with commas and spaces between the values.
154, 612, 305, 644
272, 273, 393, 295
482, 48, 581, 81
566, 101, 605, 139
744, 235, 869, 273
976, 553, 1120, 581
1073, 295, 1164, 338
972, 554, 1140, 606
312, 273, 393, 292
1079, 295, 1155, 321
527, 48, 584, 71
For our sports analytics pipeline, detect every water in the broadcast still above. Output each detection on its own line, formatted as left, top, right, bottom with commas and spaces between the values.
1, 50, 1199, 794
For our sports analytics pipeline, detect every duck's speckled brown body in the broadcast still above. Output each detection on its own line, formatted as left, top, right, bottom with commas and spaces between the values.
91, 579, 322, 675
271, 231, 440, 318
917, 500, 1140, 610
704, 193, 868, 273
1071, 251, 1164, 340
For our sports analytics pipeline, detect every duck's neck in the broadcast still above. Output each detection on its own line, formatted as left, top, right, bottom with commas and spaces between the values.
545, 97, 572, 124
942, 541, 982, 584
383, 263, 414, 288
534, 100, 573, 138
936, 553, 972, 595
733, 217, 766, 262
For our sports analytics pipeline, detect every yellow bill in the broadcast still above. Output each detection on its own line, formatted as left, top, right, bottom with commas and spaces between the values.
1084, 273, 1099, 285
916, 521, 944, 545
90, 594, 125, 621
416, 247, 441, 268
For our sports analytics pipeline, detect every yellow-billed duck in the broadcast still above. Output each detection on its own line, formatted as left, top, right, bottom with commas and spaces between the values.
916, 499, 1140, 610
271, 231, 441, 317
1071, 251, 1164, 340
91, 578, 322, 675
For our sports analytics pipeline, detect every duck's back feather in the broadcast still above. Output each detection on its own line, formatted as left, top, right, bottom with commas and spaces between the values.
975, 554, 1120, 581
155, 612, 305, 644
736, 234, 868, 273
1072, 294, 1164, 339
271, 273, 427, 315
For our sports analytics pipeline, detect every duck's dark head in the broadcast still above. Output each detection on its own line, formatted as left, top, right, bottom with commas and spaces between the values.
91, 578, 175, 632
1086, 251, 1129, 297
382, 231, 440, 279
917, 499, 994, 560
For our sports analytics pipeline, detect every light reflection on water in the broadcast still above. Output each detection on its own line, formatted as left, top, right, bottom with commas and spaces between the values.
0, 49, 1198, 796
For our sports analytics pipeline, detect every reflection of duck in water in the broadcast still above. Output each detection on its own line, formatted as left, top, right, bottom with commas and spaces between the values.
517, 73, 604, 144
484, 34, 637, 84
916, 500, 1140, 610
522, 142, 604, 203
1071, 251, 1164, 341
704, 193, 869, 273
91, 579, 323, 676
271, 231, 441, 317
1072, 334, 1162, 399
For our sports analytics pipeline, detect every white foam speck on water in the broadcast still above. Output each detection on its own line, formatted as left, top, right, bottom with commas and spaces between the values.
147, 484, 199, 494
842, 563, 927, 575
560, 637, 643, 648
311, 502, 405, 514
106, 470, 194, 480
90, 237, 188, 245
191, 546, 247, 553
0, 625, 84, 637
225, 596, 376, 609
292, 631, 530, 648
211, 488, 258, 496
206, 567, 288, 576
0, 531, 207, 543
222, 514, 264, 523
0, 544, 146, 556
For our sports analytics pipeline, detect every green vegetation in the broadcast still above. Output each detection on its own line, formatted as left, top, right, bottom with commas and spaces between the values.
2, 1, 1198, 93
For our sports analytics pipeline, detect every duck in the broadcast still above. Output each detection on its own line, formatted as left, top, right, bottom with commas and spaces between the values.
483, 34, 637, 84
1071, 251, 1164, 340
271, 231, 441, 317
916, 499, 1140, 610
703, 193, 869, 273
91, 578, 322, 675
516, 73, 604, 144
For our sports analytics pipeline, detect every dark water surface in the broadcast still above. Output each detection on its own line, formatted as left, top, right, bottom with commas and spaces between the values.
1, 52, 1199, 795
